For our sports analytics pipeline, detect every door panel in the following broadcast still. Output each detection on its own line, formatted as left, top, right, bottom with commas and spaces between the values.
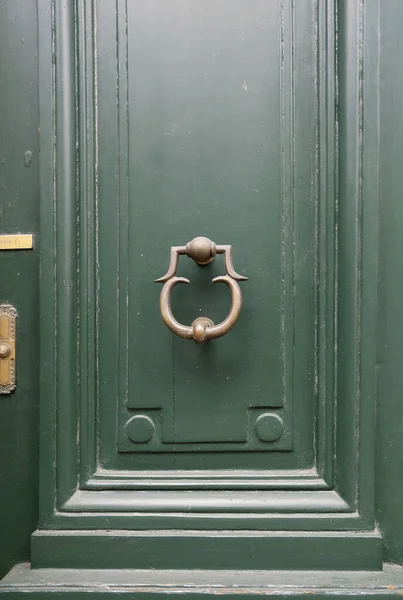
32, 0, 381, 569
94, 0, 318, 471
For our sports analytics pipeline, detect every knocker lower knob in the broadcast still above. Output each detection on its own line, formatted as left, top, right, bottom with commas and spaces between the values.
155, 238, 247, 343
192, 318, 214, 344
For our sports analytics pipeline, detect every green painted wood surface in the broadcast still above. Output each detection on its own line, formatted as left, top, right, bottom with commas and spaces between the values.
32, 0, 377, 554
376, 0, 403, 565
28, 0, 403, 571
93, 0, 315, 468
2, 0, 403, 587
4, 563, 403, 599
0, 0, 40, 581
30, 530, 382, 571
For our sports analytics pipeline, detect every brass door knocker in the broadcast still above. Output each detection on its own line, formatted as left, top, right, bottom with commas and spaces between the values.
155, 237, 247, 343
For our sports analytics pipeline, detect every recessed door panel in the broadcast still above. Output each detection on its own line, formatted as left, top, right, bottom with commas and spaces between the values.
92, 0, 320, 471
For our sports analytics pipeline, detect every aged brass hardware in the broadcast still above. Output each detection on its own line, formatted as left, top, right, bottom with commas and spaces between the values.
0, 234, 33, 250
0, 342, 11, 359
155, 237, 247, 343
0, 304, 17, 394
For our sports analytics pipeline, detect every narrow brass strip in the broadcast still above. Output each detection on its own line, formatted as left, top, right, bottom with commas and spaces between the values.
0, 234, 34, 250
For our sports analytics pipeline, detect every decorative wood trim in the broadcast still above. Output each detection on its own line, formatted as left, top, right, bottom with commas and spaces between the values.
84, 469, 330, 490
30, 529, 383, 571
62, 489, 349, 513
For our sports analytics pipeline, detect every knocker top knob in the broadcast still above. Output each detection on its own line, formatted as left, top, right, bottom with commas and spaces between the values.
185, 237, 217, 265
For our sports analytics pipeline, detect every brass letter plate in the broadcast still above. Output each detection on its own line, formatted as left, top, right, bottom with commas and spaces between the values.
0, 234, 33, 250
0, 305, 17, 394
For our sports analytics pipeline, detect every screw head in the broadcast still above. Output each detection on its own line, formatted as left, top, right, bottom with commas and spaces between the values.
0, 342, 11, 359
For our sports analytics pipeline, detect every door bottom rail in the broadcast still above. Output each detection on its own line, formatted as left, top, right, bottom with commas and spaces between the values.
2, 562, 403, 598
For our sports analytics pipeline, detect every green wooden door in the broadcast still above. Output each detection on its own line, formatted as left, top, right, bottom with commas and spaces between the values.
28, 0, 382, 569
4, 0, 403, 595
35, 0, 376, 566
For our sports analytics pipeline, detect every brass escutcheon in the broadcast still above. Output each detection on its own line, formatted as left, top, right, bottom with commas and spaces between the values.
155, 237, 247, 343
0, 304, 17, 394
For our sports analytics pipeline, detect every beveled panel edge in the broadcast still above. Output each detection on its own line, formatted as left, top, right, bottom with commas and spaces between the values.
316, 0, 338, 484
333, 0, 380, 526
83, 468, 330, 491
38, 0, 79, 520
35, 510, 372, 533
61, 489, 349, 514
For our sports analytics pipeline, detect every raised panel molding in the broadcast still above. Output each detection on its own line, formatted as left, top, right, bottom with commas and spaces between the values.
87, 0, 333, 479
35, 0, 382, 569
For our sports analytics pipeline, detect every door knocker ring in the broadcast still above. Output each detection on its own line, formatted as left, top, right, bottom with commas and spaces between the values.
155, 237, 247, 343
